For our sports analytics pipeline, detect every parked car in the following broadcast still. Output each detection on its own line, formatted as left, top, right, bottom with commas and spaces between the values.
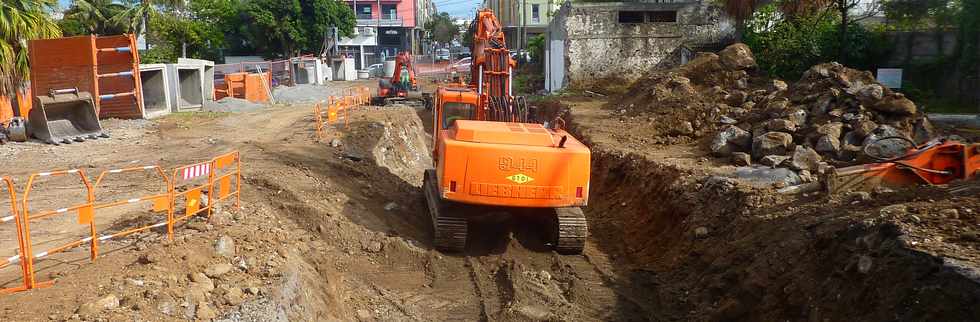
450, 57, 472, 71
435, 48, 451, 62
366, 63, 384, 77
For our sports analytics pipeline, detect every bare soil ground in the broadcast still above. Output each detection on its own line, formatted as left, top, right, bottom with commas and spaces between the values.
0, 81, 658, 322
0, 77, 977, 322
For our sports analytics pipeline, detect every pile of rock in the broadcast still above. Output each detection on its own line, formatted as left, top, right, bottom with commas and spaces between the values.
611, 42, 937, 184
707, 57, 934, 181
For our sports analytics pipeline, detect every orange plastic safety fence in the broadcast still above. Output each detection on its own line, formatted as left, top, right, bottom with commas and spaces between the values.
0, 152, 245, 295
92, 165, 173, 243
210, 151, 242, 212
171, 161, 214, 223
20, 169, 95, 290
0, 176, 29, 294
313, 102, 324, 141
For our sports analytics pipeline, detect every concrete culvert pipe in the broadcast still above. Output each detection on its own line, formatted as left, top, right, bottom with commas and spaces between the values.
139, 64, 171, 118
168, 64, 205, 112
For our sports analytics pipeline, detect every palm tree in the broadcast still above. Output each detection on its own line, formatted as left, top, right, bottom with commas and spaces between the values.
64, 0, 128, 35
0, 0, 61, 96
112, 0, 182, 50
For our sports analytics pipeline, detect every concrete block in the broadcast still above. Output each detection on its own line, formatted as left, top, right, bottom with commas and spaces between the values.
138, 63, 171, 118
178, 58, 216, 101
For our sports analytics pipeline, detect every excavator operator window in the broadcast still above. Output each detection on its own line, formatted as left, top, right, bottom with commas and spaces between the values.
442, 102, 475, 129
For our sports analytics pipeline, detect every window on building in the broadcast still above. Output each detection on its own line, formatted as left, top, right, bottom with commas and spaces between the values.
356, 4, 372, 19
381, 4, 397, 19
619, 10, 677, 23
618, 11, 645, 23
647, 11, 677, 23
531, 4, 540, 24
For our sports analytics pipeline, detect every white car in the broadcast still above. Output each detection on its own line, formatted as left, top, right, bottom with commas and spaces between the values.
450, 57, 472, 71
366, 63, 384, 77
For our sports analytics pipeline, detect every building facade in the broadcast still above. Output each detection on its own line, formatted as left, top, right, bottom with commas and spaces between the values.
545, 0, 734, 91
338, 0, 436, 69
482, 0, 562, 50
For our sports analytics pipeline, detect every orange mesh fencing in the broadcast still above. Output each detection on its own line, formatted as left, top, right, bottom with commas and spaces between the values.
19, 169, 95, 290
92, 165, 173, 243
0, 176, 29, 293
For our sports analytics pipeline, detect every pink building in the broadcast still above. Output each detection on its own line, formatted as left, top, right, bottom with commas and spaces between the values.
339, 0, 435, 69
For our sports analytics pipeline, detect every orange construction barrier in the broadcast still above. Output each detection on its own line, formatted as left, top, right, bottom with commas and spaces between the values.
92, 165, 173, 243
19, 169, 95, 290
0, 176, 29, 293
210, 151, 242, 212
313, 102, 324, 141
171, 161, 214, 223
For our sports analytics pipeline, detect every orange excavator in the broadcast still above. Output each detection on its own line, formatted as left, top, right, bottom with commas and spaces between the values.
376, 52, 424, 106
829, 137, 979, 192
422, 9, 591, 253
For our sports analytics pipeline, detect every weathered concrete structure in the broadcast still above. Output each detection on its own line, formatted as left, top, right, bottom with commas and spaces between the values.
138, 64, 172, 119
545, 0, 734, 91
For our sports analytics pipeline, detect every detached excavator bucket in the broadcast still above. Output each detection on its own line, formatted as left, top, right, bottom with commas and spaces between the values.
30, 90, 108, 145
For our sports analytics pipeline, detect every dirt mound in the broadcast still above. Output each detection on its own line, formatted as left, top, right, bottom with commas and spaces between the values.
607, 43, 943, 181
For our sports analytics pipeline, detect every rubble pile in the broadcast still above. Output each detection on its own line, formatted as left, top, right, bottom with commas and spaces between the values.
611, 43, 937, 182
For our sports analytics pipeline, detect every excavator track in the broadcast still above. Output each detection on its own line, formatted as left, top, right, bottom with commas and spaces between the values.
424, 169, 468, 252
554, 207, 588, 254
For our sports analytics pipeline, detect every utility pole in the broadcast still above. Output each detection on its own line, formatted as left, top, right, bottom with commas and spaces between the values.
521, 0, 527, 51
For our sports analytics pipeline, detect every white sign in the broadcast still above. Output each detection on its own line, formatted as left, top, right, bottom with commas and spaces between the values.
877, 68, 903, 89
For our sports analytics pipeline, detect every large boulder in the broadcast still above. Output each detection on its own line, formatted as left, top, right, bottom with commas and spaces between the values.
789, 146, 822, 171
871, 93, 917, 115
710, 125, 752, 156
718, 43, 757, 70
815, 135, 842, 155
862, 125, 911, 159
752, 132, 794, 158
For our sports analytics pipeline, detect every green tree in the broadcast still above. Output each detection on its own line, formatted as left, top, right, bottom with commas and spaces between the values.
1, 0, 61, 96
60, 0, 128, 35
425, 12, 458, 45
238, 0, 354, 58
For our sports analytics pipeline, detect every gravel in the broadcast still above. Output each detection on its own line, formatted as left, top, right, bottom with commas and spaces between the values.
204, 98, 267, 113
272, 84, 351, 104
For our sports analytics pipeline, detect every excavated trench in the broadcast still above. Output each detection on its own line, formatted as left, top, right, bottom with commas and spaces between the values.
565, 106, 980, 321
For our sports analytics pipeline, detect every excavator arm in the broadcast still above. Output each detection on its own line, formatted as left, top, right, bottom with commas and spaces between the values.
468, 10, 528, 123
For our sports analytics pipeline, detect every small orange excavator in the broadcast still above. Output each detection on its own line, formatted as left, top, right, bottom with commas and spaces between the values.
423, 9, 591, 253
376, 52, 424, 106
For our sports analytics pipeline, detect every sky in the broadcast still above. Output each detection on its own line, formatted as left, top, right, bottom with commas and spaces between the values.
434, 0, 482, 19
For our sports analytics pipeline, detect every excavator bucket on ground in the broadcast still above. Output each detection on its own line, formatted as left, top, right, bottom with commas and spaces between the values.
29, 90, 108, 145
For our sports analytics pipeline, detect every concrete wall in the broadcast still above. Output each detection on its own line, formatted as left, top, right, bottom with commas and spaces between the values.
546, 1, 734, 90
